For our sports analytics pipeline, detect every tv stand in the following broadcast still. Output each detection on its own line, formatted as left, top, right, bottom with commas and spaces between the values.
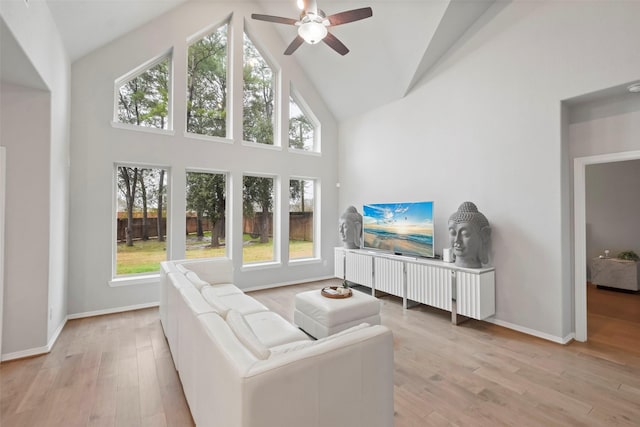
334, 248, 495, 324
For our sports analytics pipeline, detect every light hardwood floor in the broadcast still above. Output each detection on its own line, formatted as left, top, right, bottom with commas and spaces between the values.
587, 283, 640, 356
0, 308, 193, 427
1, 279, 639, 426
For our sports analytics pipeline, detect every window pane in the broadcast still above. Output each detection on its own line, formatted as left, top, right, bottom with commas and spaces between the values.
116, 166, 168, 275
243, 34, 275, 145
185, 172, 227, 259
186, 24, 228, 137
289, 179, 315, 259
243, 176, 275, 263
289, 96, 315, 151
117, 58, 170, 129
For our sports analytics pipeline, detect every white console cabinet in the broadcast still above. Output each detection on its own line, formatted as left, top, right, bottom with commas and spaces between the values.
334, 248, 495, 323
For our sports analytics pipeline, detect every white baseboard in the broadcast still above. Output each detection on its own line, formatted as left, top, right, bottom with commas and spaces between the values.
1, 316, 68, 362
484, 317, 574, 344
2, 343, 51, 362
243, 275, 337, 293
67, 301, 159, 320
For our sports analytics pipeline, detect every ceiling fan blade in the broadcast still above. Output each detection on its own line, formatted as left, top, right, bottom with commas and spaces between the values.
284, 36, 305, 55
251, 14, 298, 26
327, 7, 373, 26
323, 32, 349, 56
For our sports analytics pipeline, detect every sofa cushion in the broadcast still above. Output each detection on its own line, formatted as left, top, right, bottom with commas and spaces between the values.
243, 311, 311, 348
268, 323, 370, 358
269, 340, 315, 357
217, 293, 269, 316
185, 271, 209, 290
201, 283, 243, 297
226, 310, 271, 360
201, 287, 232, 317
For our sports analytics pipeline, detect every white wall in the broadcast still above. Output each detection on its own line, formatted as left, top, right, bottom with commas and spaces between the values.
0, 84, 51, 354
0, 2, 70, 357
569, 110, 640, 159
585, 160, 640, 264
338, 1, 640, 341
67, 2, 339, 315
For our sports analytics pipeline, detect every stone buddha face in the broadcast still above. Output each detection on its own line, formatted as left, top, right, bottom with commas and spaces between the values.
448, 202, 491, 268
339, 206, 362, 249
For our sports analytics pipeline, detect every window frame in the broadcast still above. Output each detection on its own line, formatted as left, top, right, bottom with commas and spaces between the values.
110, 163, 171, 285
184, 168, 230, 260
112, 49, 174, 133
184, 18, 233, 144
288, 85, 321, 154
241, 172, 280, 269
287, 176, 320, 263
241, 29, 281, 149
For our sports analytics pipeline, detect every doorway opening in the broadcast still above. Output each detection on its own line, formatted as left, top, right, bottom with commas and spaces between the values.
573, 150, 640, 342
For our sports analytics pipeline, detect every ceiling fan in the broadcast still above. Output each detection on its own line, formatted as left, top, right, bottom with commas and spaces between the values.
251, 0, 373, 56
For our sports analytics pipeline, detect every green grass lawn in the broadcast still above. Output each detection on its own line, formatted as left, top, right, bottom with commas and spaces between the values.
116, 239, 167, 275
116, 234, 314, 275
289, 239, 314, 259
185, 232, 226, 260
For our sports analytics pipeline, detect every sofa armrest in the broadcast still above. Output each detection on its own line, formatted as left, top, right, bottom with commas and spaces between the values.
241, 325, 394, 427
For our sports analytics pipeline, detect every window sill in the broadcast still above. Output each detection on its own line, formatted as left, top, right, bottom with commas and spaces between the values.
288, 147, 321, 157
240, 261, 281, 272
184, 132, 233, 145
241, 140, 282, 151
288, 257, 321, 266
111, 121, 175, 136
109, 273, 160, 287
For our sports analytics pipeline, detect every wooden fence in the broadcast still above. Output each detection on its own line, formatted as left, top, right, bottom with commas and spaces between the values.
117, 212, 313, 242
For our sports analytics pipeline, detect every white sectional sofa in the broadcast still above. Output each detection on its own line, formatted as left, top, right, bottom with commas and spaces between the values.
159, 258, 394, 427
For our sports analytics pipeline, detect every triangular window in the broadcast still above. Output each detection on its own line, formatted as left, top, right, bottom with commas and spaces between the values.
289, 87, 318, 152
116, 54, 171, 130
186, 23, 229, 138
243, 33, 275, 145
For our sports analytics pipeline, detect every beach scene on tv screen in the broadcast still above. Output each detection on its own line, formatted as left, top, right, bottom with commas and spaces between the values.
363, 201, 434, 257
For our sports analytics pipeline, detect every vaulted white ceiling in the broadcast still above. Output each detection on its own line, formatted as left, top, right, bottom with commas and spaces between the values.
43, 0, 495, 120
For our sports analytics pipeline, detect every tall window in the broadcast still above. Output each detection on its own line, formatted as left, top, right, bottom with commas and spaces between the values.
186, 24, 228, 138
115, 166, 168, 276
243, 34, 275, 145
289, 178, 316, 260
243, 175, 275, 263
116, 55, 170, 129
289, 90, 317, 151
185, 171, 227, 259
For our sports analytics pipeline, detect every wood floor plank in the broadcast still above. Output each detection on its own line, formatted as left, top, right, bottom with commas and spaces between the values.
137, 346, 164, 419
88, 375, 117, 425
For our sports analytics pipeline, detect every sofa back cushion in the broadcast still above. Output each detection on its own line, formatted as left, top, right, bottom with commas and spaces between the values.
176, 263, 190, 274
179, 259, 233, 285
185, 271, 209, 290
201, 286, 232, 318
226, 310, 271, 360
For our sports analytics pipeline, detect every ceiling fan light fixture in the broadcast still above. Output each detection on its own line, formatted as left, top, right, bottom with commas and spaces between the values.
298, 21, 328, 44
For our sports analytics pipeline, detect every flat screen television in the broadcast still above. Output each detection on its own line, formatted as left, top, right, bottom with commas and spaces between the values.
362, 201, 434, 258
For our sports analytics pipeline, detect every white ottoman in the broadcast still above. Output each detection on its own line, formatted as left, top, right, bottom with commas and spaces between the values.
294, 288, 381, 338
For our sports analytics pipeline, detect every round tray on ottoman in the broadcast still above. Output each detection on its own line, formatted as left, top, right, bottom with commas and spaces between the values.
321, 286, 352, 299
